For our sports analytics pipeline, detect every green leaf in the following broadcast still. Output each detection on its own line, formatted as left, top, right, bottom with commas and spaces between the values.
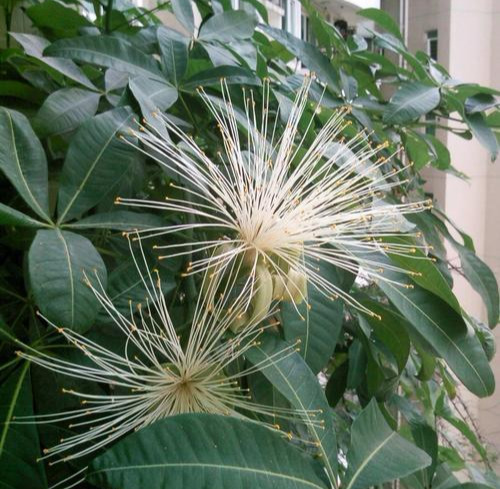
182, 66, 261, 89
384, 83, 440, 124
281, 260, 352, 373
9, 33, 97, 90
45, 36, 163, 79
347, 339, 366, 389
405, 211, 447, 260
260, 25, 339, 91
26, 0, 92, 31
129, 77, 178, 111
464, 93, 498, 114
171, 0, 195, 34
0, 363, 47, 489
450, 241, 499, 328
405, 130, 433, 170
414, 340, 437, 381
448, 483, 495, 489
438, 215, 499, 328
28, 229, 107, 332
0, 80, 45, 104
198, 10, 257, 42
410, 423, 438, 488
325, 360, 348, 407
358, 8, 403, 41
129, 76, 178, 136
0, 203, 46, 228
344, 400, 431, 489
386, 237, 461, 314
242, 0, 268, 23
65, 210, 163, 231
34, 88, 100, 138
377, 266, 495, 397
57, 107, 137, 223
357, 300, 410, 374
87, 413, 328, 489
101, 257, 176, 316
431, 463, 460, 489
424, 133, 451, 170
441, 414, 488, 463
246, 333, 338, 487
465, 112, 498, 161
0, 108, 51, 222
157, 27, 189, 86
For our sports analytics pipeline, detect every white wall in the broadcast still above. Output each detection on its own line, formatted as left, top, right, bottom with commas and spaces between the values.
391, 0, 500, 467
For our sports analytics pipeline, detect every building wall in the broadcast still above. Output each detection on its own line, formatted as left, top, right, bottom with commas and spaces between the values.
382, 0, 500, 468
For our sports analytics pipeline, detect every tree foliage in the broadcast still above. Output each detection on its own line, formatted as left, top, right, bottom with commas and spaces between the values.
0, 1, 499, 488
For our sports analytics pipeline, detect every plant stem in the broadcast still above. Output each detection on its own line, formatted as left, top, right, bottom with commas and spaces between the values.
105, 0, 114, 34
111, 1, 170, 32
179, 94, 197, 128
4, 1, 12, 48
183, 191, 197, 324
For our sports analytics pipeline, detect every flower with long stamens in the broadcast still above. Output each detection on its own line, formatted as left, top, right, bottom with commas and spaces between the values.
118, 76, 431, 316
15, 238, 315, 467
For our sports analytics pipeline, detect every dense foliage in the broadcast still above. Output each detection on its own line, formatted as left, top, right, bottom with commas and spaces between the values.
0, 0, 499, 488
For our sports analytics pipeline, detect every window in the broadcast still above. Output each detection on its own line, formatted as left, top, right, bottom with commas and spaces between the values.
280, 0, 301, 37
425, 30, 438, 135
281, 0, 287, 30
301, 13, 309, 42
426, 29, 438, 61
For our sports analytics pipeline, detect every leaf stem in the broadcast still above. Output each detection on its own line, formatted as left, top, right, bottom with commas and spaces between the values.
111, 1, 170, 32
105, 0, 114, 34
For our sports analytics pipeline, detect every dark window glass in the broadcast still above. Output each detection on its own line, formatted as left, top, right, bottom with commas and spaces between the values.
427, 29, 438, 61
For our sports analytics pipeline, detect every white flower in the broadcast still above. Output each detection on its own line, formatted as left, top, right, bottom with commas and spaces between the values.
118, 77, 431, 316
15, 238, 312, 465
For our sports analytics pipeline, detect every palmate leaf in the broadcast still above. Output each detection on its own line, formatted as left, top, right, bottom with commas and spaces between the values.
0, 363, 47, 489
344, 400, 431, 489
64, 210, 164, 231
0, 108, 51, 222
281, 260, 353, 374
99, 257, 176, 315
356, 299, 410, 374
245, 333, 338, 487
433, 215, 499, 328
465, 112, 498, 161
157, 27, 189, 86
182, 66, 261, 89
260, 25, 339, 91
450, 240, 499, 328
0, 202, 46, 228
357, 8, 403, 41
198, 10, 257, 42
87, 414, 328, 489
378, 268, 495, 397
171, 0, 196, 34
57, 107, 137, 223
45, 36, 163, 79
387, 237, 461, 314
129, 76, 178, 138
28, 229, 107, 332
348, 248, 494, 396
383, 82, 440, 124
9, 33, 97, 90
34, 87, 100, 138
26, 0, 92, 31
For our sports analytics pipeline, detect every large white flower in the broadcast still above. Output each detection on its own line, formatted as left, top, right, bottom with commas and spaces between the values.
119, 77, 431, 315
15, 239, 310, 468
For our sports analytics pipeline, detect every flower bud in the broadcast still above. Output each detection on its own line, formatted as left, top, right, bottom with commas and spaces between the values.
248, 264, 274, 325
272, 273, 286, 300
282, 268, 307, 305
